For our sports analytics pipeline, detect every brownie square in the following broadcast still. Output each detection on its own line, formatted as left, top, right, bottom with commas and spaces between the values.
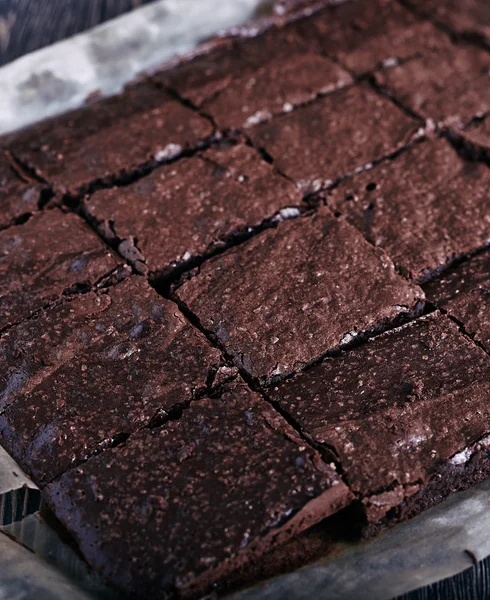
44, 381, 351, 599
303, 0, 447, 74
157, 24, 352, 131
0, 151, 44, 228
0, 209, 122, 330
327, 138, 490, 283
374, 39, 490, 126
248, 83, 419, 193
0, 277, 221, 485
405, 0, 490, 47
424, 251, 490, 353
176, 208, 423, 384
82, 143, 302, 279
3, 82, 213, 195
270, 312, 490, 525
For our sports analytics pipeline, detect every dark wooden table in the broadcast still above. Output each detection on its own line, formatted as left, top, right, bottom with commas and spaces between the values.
0, 0, 159, 65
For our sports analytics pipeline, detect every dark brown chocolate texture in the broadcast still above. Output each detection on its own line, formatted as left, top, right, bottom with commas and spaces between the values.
0, 209, 122, 331
82, 143, 302, 278
270, 313, 490, 524
3, 82, 213, 195
327, 138, 490, 283
0, 277, 221, 485
248, 83, 419, 193
302, 0, 447, 74
424, 251, 490, 353
374, 38, 490, 125
44, 381, 351, 599
157, 22, 352, 131
0, 151, 44, 228
176, 208, 423, 384
405, 0, 490, 47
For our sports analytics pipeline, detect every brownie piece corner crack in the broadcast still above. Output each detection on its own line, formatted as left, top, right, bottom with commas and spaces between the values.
405, 0, 490, 48
424, 250, 490, 354
303, 0, 448, 75
0, 277, 221, 485
270, 311, 490, 528
0, 151, 45, 229
374, 37, 490, 126
0, 208, 123, 331
248, 82, 420, 194
155, 21, 352, 132
82, 142, 303, 280
326, 136, 490, 283
2, 81, 213, 196
176, 207, 423, 384
43, 379, 351, 599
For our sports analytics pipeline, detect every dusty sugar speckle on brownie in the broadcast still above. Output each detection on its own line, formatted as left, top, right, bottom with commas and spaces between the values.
44, 380, 351, 599
0, 209, 122, 331
176, 207, 423, 384
82, 142, 303, 279
424, 250, 490, 353
270, 313, 490, 525
300, 0, 448, 74
405, 0, 490, 47
248, 83, 419, 193
157, 22, 352, 131
326, 138, 490, 283
0, 277, 221, 485
2, 82, 213, 195
374, 38, 490, 126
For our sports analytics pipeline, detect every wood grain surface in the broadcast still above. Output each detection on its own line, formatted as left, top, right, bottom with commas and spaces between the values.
0, 0, 158, 65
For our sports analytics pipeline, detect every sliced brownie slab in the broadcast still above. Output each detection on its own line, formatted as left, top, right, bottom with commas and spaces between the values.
270, 312, 490, 526
44, 381, 351, 599
0, 278, 221, 485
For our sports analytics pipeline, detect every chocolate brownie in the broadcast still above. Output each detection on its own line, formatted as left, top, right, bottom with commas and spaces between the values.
405, 0, 490, 47
44, 381, 351, 599
248, 83, 419, 193
303, 0, 447, 74
82, 143, 303, 278
270, 312, 490, 524
424, 251, 490, 353
447, 114, 490, 162
3, 82, 213, 196
0, 209, 122, 331
0, 277, 222, 485
157, 23, 352, 131
374, 39, 490, 126
0, 151, 44, 229
326, 138, 490, 283
176, 208, 423, 384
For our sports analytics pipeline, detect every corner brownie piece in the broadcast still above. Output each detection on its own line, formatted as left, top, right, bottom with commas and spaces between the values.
82, 143, 302, 278
157, 23, 352, 131
270, 313, 490, 525
405, 0, 490, 47
0, 277, 221, 485
176, 208, 423, 384
303, 0, 447, 74
0, 151, 44, 229
44, 381, 351, 599
248, 83, 419, 193
374, 39, 490, 126
3, 82, 213, 195
424, 251, 490, 353
327, 138, 490, 283
0, 209, 122, 330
